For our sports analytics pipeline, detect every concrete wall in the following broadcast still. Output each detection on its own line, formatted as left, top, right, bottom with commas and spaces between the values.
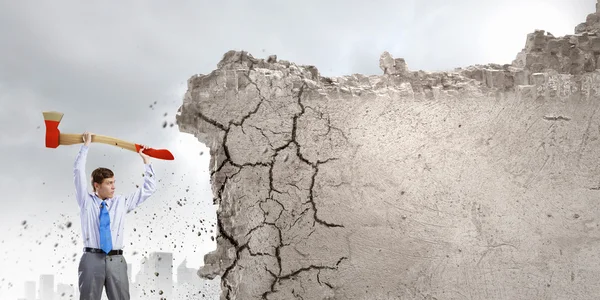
176, 3, 600, 299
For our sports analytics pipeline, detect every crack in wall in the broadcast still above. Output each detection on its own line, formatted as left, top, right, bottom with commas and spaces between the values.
195, 65, 348, 298
216, 217, 241, 299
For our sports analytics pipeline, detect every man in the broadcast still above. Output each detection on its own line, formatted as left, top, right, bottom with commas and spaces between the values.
74, 131, 157, 300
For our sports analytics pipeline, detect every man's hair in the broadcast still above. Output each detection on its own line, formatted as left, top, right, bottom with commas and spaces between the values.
91, 167, 114, 192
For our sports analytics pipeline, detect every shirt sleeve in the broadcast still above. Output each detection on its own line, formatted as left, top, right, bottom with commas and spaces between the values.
74, 145, 89, 208
125, 163, 157, 213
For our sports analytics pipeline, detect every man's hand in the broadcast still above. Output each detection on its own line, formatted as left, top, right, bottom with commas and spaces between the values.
82, 131, 93, 146
139, 145, 151, 164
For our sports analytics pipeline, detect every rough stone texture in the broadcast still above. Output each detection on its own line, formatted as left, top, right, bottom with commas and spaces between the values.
176, 3, 600, 299
575, 1, 600, 34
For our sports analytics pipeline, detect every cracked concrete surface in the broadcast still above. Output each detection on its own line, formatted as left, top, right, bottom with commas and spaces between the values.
177, 3, 600, 299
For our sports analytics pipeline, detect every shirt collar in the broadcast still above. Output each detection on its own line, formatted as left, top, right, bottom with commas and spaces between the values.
94, 193, 112, 206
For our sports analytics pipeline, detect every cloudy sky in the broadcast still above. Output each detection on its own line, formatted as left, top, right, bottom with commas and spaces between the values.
0, 0, 595, 299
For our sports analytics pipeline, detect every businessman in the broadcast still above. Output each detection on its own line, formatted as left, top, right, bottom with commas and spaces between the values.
74, 131, 157, 300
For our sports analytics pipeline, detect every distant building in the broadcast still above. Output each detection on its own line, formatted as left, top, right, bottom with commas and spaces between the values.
72, 283, 80, 300
177, 258, 198, 286
174, 258, 203, 298
127, 263, 132, 284
149, 252, 173, 298
39, 274, 54, 300
24, 280, 36, 300
134, 252, 174, 299
56, 283, 73, 299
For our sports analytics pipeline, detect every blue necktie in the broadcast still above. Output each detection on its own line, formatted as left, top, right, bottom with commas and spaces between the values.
99, 201, 113, 254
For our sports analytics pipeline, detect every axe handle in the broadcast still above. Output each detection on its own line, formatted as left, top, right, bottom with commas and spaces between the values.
59, 133, 137, 152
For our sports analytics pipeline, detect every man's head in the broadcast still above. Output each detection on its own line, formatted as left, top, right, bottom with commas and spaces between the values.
91, 167, 115, 199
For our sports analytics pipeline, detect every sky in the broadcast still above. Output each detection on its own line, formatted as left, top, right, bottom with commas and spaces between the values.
0, 0, 596, 299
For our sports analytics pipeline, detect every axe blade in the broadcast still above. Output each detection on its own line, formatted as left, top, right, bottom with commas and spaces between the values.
135, 144, 175, 160
42, 111, 64, 148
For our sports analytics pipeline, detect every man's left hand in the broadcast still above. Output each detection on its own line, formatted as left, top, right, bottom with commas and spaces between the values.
139, 145, 151, 164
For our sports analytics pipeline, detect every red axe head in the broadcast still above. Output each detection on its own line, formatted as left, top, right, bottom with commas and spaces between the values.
42, 111, 63, 148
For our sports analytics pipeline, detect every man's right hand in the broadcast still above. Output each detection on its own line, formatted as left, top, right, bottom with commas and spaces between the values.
83, 131, 93, 146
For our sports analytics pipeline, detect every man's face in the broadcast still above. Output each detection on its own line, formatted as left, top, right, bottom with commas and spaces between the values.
95, 177, 115, 199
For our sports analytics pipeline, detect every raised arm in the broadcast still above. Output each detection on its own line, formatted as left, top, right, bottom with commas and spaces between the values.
74, 143, 90, 209
125, 145, 157, 213
125, 163, 157, 213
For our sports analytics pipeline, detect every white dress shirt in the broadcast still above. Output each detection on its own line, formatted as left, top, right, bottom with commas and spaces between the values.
74, 145, 157, 250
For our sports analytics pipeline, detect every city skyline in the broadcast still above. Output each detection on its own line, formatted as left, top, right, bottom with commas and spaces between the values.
15, 251, 219, 300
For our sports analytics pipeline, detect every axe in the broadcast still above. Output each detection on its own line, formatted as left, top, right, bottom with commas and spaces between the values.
42, 111, 175, 160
